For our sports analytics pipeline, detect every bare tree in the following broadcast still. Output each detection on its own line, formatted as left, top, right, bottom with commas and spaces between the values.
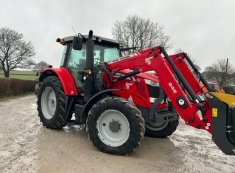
20, 59, 36, 69
34, 61, 49, 72
203, 59, 235, 87
0, 28, 35, 77
112, 15, 172, 51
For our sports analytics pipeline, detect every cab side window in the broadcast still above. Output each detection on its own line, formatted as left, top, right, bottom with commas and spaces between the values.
67, 44, 86, 70
66, 43, 86, 90
60, 45, 67, 67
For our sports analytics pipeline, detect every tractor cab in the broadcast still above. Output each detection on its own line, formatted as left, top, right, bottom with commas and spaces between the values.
57, 32, 121, 93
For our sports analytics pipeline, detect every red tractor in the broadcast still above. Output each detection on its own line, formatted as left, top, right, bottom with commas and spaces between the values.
37, 30, 235, 155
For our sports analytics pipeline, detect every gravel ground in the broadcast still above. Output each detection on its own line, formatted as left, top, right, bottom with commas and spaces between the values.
0, 95, 234, 173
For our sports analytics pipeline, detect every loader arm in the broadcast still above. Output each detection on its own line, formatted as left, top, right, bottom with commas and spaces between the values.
106, 46, 235, 155
107, 46, 211, 132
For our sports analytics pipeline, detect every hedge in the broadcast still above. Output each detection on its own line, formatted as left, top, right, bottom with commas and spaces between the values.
223, 86, 235, 95
0, 78, 37, 98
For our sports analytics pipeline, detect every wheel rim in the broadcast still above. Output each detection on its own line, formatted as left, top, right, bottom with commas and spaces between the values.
41, 87, 57, 120
145, 115, 168, 131
96, 110, 130, 147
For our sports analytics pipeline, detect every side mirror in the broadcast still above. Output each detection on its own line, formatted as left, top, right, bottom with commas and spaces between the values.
72, 36, 83, 50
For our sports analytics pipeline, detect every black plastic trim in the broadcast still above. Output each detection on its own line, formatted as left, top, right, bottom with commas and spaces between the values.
159, 46, 201, 102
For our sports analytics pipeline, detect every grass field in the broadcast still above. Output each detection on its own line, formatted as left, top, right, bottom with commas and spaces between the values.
0, 71, 37, 80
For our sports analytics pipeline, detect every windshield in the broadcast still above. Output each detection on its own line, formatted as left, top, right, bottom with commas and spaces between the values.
66, 43, 120, 68
94, 44, 120, 64
65, 42, 120, 89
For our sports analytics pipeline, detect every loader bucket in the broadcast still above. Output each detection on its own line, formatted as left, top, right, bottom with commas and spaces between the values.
205, 92, 235, 155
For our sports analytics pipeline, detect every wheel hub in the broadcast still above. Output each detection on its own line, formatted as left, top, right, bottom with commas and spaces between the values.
51, 99, 55, 105
96, 109, 130, 147
109, 119, 121, 133
146, 112, 168, 131
41, 87, 57, 120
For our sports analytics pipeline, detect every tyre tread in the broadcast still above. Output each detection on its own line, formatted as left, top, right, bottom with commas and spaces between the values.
37, 76, 67, 129
87, 97, 145, 155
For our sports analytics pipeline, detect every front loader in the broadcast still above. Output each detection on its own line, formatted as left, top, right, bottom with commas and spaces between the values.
37, 30, 235, 155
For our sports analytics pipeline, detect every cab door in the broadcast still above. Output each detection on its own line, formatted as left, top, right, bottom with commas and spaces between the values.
65, 42, 87, 92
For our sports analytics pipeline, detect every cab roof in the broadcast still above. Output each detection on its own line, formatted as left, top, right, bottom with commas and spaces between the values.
60, 35, 120, 47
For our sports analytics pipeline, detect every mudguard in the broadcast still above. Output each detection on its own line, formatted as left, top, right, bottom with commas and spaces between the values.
39, 67, 78, 96
79, 89, 120, 124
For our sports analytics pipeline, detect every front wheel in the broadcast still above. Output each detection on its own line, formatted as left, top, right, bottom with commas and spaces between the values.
87, 97, 145, 155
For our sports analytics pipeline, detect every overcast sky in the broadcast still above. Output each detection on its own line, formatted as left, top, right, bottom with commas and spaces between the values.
1, 0, 235, 70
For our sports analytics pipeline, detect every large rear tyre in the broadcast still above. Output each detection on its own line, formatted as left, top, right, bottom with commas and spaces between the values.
87, 97, 145, 155
37, 76, 67, 129
145, 118, 179, 138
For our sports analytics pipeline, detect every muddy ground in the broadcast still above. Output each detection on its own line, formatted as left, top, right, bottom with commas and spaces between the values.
0, 95, 234, 173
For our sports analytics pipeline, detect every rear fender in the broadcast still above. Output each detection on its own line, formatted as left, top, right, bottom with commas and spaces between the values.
39, 67, 77, 95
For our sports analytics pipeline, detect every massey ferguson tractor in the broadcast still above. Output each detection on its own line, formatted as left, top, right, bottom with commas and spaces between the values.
37, 30, 235, 155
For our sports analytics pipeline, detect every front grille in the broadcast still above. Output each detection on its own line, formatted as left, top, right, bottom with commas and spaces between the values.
147, 85, 160, 98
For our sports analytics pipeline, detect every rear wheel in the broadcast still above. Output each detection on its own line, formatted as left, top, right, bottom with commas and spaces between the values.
145, 113, 179, 138
37, 76, 67, 129
87, 97, 145, 155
